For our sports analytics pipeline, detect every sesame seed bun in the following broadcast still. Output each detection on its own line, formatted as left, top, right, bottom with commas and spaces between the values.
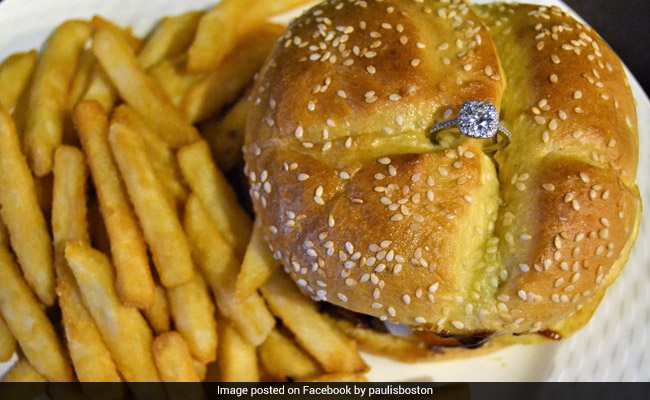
244, 0, 640, 343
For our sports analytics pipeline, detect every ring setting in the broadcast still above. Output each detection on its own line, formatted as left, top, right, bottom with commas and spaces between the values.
430, 101, 512, 151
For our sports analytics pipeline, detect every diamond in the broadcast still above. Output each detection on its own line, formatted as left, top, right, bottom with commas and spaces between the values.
457, 101, 499, 139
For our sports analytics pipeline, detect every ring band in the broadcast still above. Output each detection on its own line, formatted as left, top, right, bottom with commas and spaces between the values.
430, 101, 512, 152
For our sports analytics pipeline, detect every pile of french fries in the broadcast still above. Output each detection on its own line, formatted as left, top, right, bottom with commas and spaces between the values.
0, 0, 369, 383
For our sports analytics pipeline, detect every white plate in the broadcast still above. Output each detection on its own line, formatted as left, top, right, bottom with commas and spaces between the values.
0, 0, 648, 382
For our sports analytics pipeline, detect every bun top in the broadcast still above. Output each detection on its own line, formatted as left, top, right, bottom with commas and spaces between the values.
244, 0, 640, 337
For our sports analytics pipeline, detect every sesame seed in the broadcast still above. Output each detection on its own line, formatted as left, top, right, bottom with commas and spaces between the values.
298, 173, 310, 181
337, 293, 348, 302
451, 321, 464, 329
378, 157, 391, 165
415, 317, 427, 324
402, 294, 411, 305
366, 65, 376, 74
572, 199, 580, 211
411, 59, 421, 67
573, 90, 583, 99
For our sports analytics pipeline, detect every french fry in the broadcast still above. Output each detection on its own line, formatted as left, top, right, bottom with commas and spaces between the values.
52, 146, 89, 247
236, 222, 279, 300
199, 95, 250, 173
112, 105, 188, 209
74, 100, 155, 308
178, 140, 252, 258
0, 245, 73, 381
52, 146, 121, 383
93, 27, 200, 148
187, 0, 310, 72
1, 358, 48, 383
217, 318, 259, 382
65, 240, 160, 382
90, 16, 144, 54
0, 50, 38, 111
83, 17, 143, 114
57, 258, 122, 383
184, 195, 274, 346
192, 359, 207, 381
153, 332, 200, 382
181, 24, 282, 122
64, 50, 97, 146
143, 285, 171, 335
138, 11, 204, 70
149, 57, 203, 108
23, 20, 91, 176
186, 0, 244, 72
168, 273, 217, 363
66, 50, 97, 112
82, 66, 119, 114
109, 116, 195, 288
0, 106, 55, 306
261, 271, 368, 374
259, 329, 321, 381
0, 315, 16, 362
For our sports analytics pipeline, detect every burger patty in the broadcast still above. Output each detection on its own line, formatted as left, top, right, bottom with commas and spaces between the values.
319, 302, 494, 350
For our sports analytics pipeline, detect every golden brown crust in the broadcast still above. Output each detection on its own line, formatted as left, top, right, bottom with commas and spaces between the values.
244, 0, 640, 338
477, 3, 640, 333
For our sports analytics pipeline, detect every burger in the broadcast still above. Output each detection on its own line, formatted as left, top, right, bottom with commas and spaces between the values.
243, 0, 640, 361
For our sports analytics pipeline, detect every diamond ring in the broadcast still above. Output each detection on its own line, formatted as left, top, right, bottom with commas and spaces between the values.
430, 101, 512, 152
